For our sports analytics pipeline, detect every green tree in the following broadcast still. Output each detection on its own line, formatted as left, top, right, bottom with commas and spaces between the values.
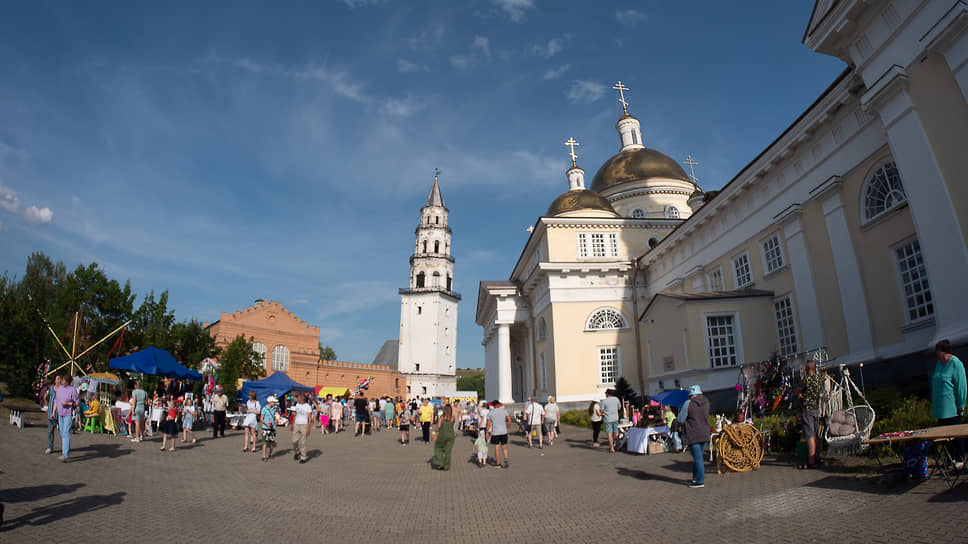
218, 334, 265, 399
318, 343, 337, 362
169, 319, 218, 370
613, 376, 640, 407
456, 371, 485, 399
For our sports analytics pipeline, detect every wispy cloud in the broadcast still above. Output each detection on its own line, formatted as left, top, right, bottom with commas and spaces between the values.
396, 59, 428, 73
616, 9, 648, 26
290, 298, 309, 305
317, 280, 399, 319
408, 25, 446, 52
472, 35, 491, 57
203, 52, 368, 103
0, 179, 54, 226
531, 38, 563, 58
450, 56, 471, 69
566, 80, 606, 103
543, 64, 571, 80
379, 95, 424, 118
493, 0, 535, 23
343, 0, 385, 7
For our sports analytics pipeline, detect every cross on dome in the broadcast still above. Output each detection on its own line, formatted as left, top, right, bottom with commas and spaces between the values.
683, 155, 699, 183
564, 137, 580, 167
613, 80, 630, 114
434, 167, 441, 183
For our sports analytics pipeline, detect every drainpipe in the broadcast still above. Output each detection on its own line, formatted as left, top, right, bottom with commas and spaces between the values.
630, 259, 646, 396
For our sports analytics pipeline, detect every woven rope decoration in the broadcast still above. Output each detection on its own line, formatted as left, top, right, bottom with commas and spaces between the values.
717, 423, 764, 473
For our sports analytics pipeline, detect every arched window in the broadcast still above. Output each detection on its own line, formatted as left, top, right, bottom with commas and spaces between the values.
434, 240, 440, 253
435, 216, 439, 224
536, 317, 547, 342
586, 308, 627, 330
648, 237, 659, 248
252, 341, 267, 368
446, 275, 452, 291
630, 207, 646, 219
422, 240, 427, 253
271, 345, 290, 371
416, 272, 425, 288
665, 205, 680, 219
862, 160, 906, 223
431, 271, 441, 287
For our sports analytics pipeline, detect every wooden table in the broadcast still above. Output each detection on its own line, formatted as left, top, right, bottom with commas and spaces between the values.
864, 423, 968, 487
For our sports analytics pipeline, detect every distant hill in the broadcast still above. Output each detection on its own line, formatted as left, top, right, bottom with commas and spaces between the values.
456, 368, 484, 378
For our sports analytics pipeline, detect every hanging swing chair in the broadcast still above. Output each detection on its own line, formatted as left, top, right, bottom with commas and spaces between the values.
822, 365, 875, 456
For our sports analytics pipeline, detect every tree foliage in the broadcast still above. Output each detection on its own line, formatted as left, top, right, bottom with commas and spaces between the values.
613, 376, 640, 406
456, 371, 485, 399
217, 334, 265, 399
318, 343, 337, 362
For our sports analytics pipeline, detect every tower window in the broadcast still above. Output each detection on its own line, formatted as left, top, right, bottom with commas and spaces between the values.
665, 206, 680, 219
416, 272, 425, 288
435, 216, 439, 224
417, 306, 422, 315
446, 276, 452, 291
631, 208, 645, 219
434, 240, 440, 253
631, 131, 638, 145
432, 271, 441, 288
422, 240, 427, 253
648, 237, 659, 248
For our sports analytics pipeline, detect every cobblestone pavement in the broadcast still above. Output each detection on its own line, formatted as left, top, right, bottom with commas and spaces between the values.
1, 419, 965, 543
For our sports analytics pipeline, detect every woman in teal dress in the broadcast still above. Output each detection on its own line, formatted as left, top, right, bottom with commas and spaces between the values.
432, 404, 456, 470
931, 340, 966, 466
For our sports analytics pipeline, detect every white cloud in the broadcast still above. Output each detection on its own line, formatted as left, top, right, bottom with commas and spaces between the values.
472, 35, 491, 57
379, 96, 423, 118
566, 80, 606, 103
450, 56, 471, 69
290, 298, 309, 305
23, 205, 54, 225
343, 0, 384, 7
532, 38, 562, 58
494, 0, 535, 22
204, 53, 368, 104
0, 181, 20, 213
408, 25, 446, 52
616, 9, 648, 26
543, 64, 571, 80
396, 59, 428, 73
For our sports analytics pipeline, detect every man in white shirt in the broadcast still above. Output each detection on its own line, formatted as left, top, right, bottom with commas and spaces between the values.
291, 393, 313, 463
525, 397, 545, 449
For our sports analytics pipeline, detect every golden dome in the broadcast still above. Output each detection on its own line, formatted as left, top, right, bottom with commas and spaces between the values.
590, 147, 692, 193
546, 190, 618, 217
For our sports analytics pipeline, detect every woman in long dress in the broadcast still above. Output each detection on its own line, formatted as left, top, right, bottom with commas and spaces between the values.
432, 405, 456, 470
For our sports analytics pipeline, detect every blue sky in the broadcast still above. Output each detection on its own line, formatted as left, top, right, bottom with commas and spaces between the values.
0, 0, 845, 369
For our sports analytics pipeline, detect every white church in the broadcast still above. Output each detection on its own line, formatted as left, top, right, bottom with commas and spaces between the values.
477, 0, 968, 407
373, 173, 460, 398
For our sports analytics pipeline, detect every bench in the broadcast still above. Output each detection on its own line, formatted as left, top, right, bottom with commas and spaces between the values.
2, 402, 45, 428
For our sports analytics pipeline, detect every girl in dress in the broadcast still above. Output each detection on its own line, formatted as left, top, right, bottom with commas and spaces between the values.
181, 396, 198, 444
243, 391, 260, 452
160, 397, 178, 451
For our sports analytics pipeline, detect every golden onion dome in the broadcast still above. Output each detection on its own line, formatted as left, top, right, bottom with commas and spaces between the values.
590, 147, 692, 193
546, 189, 618, 217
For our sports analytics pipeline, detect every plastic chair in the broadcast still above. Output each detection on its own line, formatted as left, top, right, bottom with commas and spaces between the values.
83, 414, 103, 434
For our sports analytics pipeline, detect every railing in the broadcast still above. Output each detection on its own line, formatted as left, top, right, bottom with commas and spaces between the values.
410, 254, 455, 264
398, 287, 462, 300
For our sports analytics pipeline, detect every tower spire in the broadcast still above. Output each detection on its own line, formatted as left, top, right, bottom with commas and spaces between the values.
613, 80, 630, 115
612, 80, 643, 151
564, 136, 585, 191
426, 168, 444, 207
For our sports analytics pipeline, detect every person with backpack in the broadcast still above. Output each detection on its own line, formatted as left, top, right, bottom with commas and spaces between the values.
677, 385, 711, 488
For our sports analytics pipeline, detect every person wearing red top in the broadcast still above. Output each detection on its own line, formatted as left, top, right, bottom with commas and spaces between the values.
160, 398, 178, 452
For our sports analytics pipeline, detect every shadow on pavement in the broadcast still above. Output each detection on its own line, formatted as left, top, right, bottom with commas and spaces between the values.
804, 474, 912, 495
927, 482, 968, 502
0, 483, 85, 503
563, 438, 606, 451
306, 449, 322, 460
1, 492, 126, 531
616, 466, 690, 486
68, 443, 133, 461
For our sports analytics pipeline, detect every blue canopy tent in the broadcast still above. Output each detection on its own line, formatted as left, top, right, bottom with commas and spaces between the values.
650, 389, 690, 408
109, 347, 203, 381
239, 372, 315, 406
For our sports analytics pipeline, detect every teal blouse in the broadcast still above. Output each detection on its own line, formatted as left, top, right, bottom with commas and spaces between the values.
931, 355, 967, 420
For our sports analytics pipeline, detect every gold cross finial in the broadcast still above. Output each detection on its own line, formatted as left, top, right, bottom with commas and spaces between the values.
564, 137, 580, 167
683, 155, 699, 183
613, 80, 630, 114
434, 168, 441, 182
526, 224, 534, 233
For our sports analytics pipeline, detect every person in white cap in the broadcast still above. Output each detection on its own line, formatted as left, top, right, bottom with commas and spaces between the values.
211, 385, 228, 438
676, 385, 711, 488
260, 396, 279, 461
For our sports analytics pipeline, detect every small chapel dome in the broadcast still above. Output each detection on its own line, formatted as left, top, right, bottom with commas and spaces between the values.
546, 189, 619, 217
590, 147, 693, 193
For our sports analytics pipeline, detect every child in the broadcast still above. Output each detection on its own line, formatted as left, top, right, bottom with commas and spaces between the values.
474, 430, 488, 467
182, 397, 197, 444
260, 395, 279, 462
399, 404, 412, 445
160, 398, 178, 451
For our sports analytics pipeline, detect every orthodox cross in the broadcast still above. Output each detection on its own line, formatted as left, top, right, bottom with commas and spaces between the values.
564, 137, 580, 167
684, 155, 699, 183
613, 80, 630, 114
434, 167, 441, 182
526, 225, 535, 233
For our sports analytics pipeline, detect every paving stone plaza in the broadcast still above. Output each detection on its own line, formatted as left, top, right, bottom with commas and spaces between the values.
1, 419, 964, 543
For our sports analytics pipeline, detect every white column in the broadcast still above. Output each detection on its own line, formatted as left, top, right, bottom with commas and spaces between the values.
863, 68, 968, 344
776, 206, 824, 351
811, 177, 875, 361
483, 332, 498, 402
524, 323, 535, 399
497, 323, 513, 405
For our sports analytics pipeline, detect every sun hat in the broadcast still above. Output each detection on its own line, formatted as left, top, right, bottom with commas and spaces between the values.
267, 395, 278, 404
689, 385, 703, 396
79, 382, 89, 392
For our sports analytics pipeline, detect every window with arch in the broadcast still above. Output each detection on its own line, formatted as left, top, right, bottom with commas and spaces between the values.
586, 308, 626, 330
665, 205, 680, 219
271, 345, 290, 371
862, 161, 906, 223
252, 341, 267, 368
434, 240, 440, 253
648, 237, 659, 248
422, 240, 427, 253
630, 207, 646, 219
435, 216, 440, 224
536, 317, 547, 342
431, 271, 441, 287
416, 272, 425, 288
446, 276, 452, 291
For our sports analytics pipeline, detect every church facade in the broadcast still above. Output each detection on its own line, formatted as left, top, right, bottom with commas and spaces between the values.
477, 0, 968, 405
396, 174, 460, 398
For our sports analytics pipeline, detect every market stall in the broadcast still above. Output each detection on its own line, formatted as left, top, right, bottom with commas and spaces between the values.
239, 372, 314, 406
109, 347, 203, 381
